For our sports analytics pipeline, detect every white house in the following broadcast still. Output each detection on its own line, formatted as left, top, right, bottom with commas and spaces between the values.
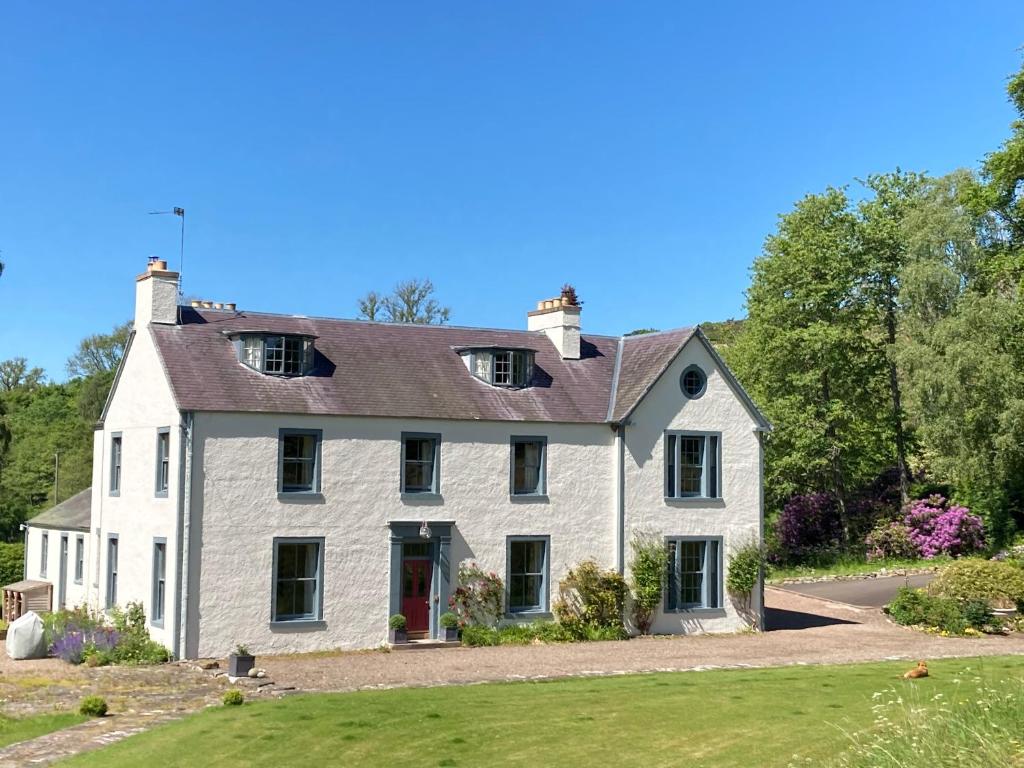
25, 258, 770, 658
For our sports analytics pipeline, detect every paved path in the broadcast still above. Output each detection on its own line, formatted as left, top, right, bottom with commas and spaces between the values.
773, 574, 935, 608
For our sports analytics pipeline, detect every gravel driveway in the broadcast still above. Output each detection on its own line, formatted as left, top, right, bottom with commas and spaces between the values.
256, 587, 1024, 694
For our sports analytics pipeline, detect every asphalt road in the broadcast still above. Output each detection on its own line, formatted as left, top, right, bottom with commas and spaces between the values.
773, 573, 935, 608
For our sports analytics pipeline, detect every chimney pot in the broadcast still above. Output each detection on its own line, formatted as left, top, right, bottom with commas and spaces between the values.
213, 302, 223, 310
190, 300, 201, 308
201, 300, 213, 309
224, 302, 237, 312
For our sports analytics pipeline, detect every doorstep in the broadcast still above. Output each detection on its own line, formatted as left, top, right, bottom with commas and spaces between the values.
389, 639, 462, 651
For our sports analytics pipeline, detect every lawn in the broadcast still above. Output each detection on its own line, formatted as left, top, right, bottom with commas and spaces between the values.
768, 555, 951, 583
64, 656, 1024, 768
0, 711, 85, 749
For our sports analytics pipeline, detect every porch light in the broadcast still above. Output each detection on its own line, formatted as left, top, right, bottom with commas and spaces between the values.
419, 521, 432, 539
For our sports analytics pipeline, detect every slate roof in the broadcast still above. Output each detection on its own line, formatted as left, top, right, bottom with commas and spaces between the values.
26, 488, 91, 531
146, 309, 755, 426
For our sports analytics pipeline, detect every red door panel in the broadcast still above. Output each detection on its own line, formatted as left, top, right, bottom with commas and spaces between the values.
402, 559, 432, 633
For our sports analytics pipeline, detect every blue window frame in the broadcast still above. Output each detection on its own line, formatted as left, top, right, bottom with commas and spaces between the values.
665, 537, 722, 611
278, 429, 322, 494
109, 433, 122, 496
401, 433, 440, 495
510, 436, 547, 496
152, 538, 167, 627
106, 534, 119, 609
155, 427, 170, 497
272, 537, 325, 623
74, 535, 84, 584
506, 536, 550, 615
665, 432, 721, 499
40, 532, 48, 578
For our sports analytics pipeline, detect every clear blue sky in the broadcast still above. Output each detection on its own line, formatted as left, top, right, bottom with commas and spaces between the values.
2, 2, 1023, 380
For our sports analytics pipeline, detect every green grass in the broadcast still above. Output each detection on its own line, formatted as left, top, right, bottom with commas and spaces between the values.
63, 656, 1024, 768
768, 555, 951, 583
0, 711, 85, 749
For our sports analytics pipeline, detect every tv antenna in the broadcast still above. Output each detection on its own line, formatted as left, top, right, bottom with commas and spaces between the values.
148, 207, 185, 319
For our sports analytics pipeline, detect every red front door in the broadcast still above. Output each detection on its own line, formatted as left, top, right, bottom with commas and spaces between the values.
402, 558, 433, 636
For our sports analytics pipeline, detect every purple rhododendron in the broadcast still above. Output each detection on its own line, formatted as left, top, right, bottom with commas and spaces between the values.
903, 495, 985, 558
776, 492, 844, 562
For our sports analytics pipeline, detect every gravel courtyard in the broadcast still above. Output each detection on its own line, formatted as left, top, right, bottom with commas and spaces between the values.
1, 586, 1023, 765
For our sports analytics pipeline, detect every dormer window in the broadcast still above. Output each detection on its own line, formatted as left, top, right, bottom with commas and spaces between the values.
235, 334, 316, 376
462, 348, 534, 388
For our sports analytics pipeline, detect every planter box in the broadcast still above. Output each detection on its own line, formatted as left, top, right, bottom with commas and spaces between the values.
442, 626, 459, 642
228, 653, 255, 678
388, 628, 408, 644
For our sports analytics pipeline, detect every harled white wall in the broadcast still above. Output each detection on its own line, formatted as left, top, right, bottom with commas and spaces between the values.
185, 413, 616, 657
624, 337, 764, 634
91, 326, 181, 650
24, 526, 89, 610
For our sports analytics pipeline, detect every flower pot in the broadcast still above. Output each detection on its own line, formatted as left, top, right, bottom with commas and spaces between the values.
442, 626, 459, 642
228, 653, 255, 678
388, 628, 408, 644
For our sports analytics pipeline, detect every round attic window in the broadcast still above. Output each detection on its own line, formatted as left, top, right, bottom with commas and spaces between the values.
680, 365, 706, 399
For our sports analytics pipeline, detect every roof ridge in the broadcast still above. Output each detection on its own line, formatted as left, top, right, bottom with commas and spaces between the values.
620, 326, 694, 342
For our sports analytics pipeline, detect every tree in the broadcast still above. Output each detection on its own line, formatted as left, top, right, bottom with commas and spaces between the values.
731, 188, 892, 538
356, 279, 450, 324
0, 358, 45, 391
66, 321, 131, 379
625, 328, 659, 336
857, 170, 927, 502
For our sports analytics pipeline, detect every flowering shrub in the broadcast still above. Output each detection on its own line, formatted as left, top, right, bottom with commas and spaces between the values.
864, 520, 918, 561
44, 602, 168, 666
448, 562, 503, 627
904, 495, 985, 558
774, 492, 843, 563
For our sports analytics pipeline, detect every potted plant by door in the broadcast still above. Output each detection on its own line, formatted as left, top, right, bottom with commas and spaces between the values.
388, 614, 408, 644
228, 644, 255, 678
439, 612, 460, 642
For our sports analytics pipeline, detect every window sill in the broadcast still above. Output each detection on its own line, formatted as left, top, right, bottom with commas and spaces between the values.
401, 492, 443, 503
663, 607, 727, 617
155, 491, 168, 499
510, 494, 549, 503
505, 610, 552, 620
270, 619, 326, 631
151, 620, 164, 629
663, 497, 725, 507
108, 491, 120, 498
277, 492, 325, 503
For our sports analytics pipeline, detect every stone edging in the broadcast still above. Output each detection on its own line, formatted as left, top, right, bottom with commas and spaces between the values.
769, 566, 943, 586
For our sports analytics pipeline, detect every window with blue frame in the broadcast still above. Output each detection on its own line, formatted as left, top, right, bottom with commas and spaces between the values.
402, 435, 439, 494
279, 430, 321, 493
665, 432, 720, 499
507, 537, 548, 613
272, 539, 323, 622
511, 437, 546, 496
666, 538, 721, 610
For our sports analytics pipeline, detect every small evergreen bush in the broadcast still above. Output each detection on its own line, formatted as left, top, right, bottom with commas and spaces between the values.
438, 611, 459, 629
629, 532, 667, 635
79, 696, 108, 717
388, 614, 407, 630
726, 539, 766, 597
885, 587, 968, 634
222, 689, 244, 706
554, 560, 626, 639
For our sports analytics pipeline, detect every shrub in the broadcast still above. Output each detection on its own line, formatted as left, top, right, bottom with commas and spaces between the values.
885, 587, 967, 634
439, 611, 459, 629
904, 495, 985, 558
222, 689, 244, 706
388, 614, 406, 630
460, 625, 500, 647
46, 602, 168, 666
448, 563, 504, 627
775, 493, 843, 564
459, 620, 622, 647
554, 560, 627, 639
864, 520, 918, 561
726, 539, 765, 598
928, 558, 1024, 609
629, 532, 667, 634
960, 598, 995, 631
79, 696, 108, 717
233, 644, 250, 657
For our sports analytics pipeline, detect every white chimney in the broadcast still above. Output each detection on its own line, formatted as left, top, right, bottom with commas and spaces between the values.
528, 295, 581, 359
135, 257, 180, 327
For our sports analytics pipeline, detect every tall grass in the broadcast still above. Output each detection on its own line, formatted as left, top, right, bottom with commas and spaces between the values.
823, 671, 1024, 767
